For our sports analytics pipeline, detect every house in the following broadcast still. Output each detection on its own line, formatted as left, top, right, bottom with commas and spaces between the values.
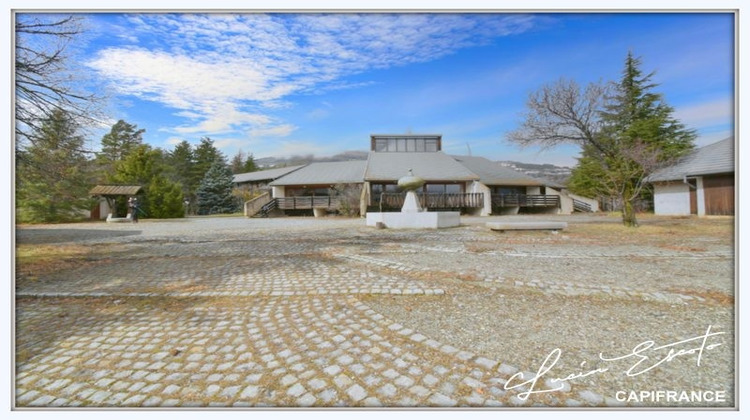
269, 161, 367, 217
233, 164, 305, 194
648, 137, 734, 216
451, 155, 573, 215
238, 134, 596, 217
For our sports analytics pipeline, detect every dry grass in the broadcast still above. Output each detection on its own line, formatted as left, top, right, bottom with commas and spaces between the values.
563, 216, 733, 246
15, 244, 94, 283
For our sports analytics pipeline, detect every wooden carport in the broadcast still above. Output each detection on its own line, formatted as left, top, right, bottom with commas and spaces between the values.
89, 185, 142, 221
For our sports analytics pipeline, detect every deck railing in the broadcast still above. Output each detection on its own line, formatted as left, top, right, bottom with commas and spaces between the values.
276, 196, 341, 210
491, 194, 560, 208
378, 192, 484, 210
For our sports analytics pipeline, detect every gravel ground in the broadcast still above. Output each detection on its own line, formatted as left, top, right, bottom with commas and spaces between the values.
15, 213, 735, 408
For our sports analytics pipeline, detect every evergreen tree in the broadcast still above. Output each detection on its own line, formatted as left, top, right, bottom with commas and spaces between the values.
99, 120, 145, 161
509, 51, 695, 227
193, 137, 225, 182
97, 120, 145, 172
230, 150, 259, 174
567, 148, 609, 198
577, 52, 695, 226
108, 144, 163, 187
147, 175, 184, 218
16, 109, 94, 223
196, 160, 239, 215
165, 140, 197, 212
230, 150, 246, 174
108, 144, 183, 218
243, 153, 258, 173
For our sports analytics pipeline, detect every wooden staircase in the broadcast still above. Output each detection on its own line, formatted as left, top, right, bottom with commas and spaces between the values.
244, 192, 274, 218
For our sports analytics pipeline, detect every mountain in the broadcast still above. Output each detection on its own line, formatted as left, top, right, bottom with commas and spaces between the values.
497, 161, 572, 186
255, 150, 369, 168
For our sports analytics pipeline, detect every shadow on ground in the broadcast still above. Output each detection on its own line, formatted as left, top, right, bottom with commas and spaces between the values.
16, 229, 142, 245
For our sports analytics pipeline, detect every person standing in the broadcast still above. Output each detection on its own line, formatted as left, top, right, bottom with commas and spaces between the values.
128, 197, 139, 223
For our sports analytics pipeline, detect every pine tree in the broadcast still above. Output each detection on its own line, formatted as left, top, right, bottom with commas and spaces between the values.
243, 153, 258, 173
108, 144, 183, 218
196, 160, 239, 215
99, 120, 145, 162
165, 140, 197, 212
108, 144, 163, 187
147, 175, 184, 218
230, 150, 246, 174
16, 109, 94, 223
509, 52, 695, 227
230, 150, 259, 174
193, 137, 225, 182
585, 52, 695, 226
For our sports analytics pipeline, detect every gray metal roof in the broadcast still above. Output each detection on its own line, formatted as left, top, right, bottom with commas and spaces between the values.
233, 165, 305, 184
89, 185, 142, 196
450, 155, 550, 187
648, 137, 735, 182
364, 151, 479, 182
269, 161, 367, 186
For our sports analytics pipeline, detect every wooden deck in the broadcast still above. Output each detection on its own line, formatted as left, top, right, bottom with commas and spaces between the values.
491, 194, 560, 208
276, 196, 341, 210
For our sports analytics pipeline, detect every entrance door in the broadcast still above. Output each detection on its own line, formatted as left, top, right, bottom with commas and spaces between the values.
703, 174, 734, 215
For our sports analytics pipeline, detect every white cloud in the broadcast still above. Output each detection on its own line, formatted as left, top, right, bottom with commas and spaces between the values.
87, 13, 542, 140
248, 124, 297, 138
674, 98, 734, 129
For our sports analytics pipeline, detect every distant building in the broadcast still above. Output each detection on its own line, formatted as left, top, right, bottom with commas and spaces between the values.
235, 134, 598, 217
233, 165, 305, 194
648, 137, 734, 216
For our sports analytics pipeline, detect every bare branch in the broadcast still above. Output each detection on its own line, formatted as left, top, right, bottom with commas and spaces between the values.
506, 79, 613, 157
14, 14, 102, 149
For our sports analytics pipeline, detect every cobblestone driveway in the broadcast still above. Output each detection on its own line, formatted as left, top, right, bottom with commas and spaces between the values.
14, 215, 735, 408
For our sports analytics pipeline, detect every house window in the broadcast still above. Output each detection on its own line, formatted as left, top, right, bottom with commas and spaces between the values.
371, 135, 442, 152
425, 183, 463, 194
445, 184, 462, 194
374, 139, 388, 152
493, 186, 525, 195
287, 187, 331, 197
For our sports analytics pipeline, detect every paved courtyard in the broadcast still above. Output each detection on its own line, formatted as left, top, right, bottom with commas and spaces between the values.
14, 214, 735, 408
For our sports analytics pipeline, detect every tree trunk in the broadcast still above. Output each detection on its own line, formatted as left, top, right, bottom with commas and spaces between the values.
621, 184, 639, 227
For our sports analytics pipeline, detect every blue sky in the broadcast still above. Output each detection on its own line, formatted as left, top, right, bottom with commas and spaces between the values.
49, 12, 735, 166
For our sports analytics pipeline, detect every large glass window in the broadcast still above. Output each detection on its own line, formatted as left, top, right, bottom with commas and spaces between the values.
371, 136, 441, 152
426, 184, 444, 193
423, 184, 463, 194
374, 139, 388, 151
445, 184, 462, 194
493, 186, 525, 195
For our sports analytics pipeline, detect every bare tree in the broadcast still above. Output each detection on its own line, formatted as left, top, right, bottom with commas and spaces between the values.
508, 78, 610, 155
15, 14, 101, 151
508, 58, 694, 228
